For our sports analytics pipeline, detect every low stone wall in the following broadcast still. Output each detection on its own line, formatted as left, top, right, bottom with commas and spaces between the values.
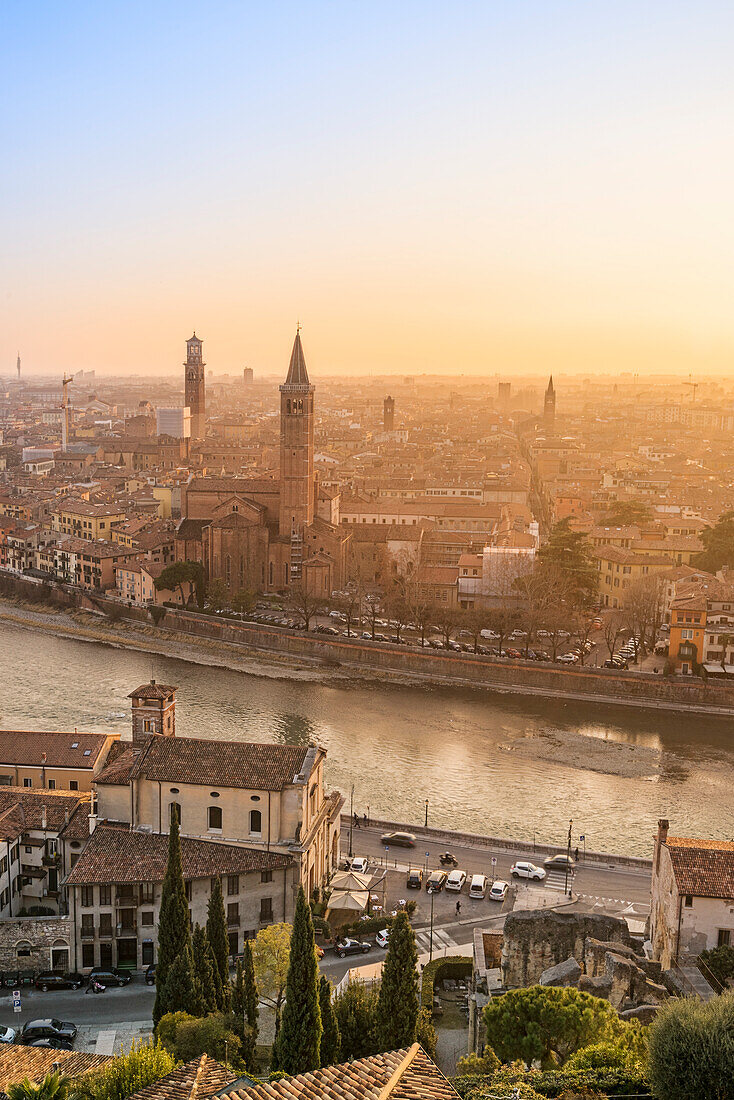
0, 915, 73, 971
502, 910, 630, 988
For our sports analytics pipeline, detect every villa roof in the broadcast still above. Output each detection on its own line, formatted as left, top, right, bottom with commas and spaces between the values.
666, 837, 734, 899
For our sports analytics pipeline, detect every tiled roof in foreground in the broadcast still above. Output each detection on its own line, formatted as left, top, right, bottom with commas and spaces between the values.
666, 836, 734, 899
0, 1044, 111, 1091
128, 1056, 235, 1100
220, 1045, 459, 1099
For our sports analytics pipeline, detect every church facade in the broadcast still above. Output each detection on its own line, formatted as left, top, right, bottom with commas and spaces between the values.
175, 331, 349, 596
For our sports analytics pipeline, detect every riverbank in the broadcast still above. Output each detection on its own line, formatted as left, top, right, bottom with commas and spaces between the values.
2, 578, 734, 715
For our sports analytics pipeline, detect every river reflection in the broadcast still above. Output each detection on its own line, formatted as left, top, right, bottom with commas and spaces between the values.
2, 622, 733, 855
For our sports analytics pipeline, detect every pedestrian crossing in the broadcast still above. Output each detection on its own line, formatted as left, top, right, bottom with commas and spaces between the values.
544, 870, 572, 891
415, 927, 457, 953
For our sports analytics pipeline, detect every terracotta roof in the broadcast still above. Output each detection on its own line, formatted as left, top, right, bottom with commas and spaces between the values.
221, 1045, 459, 1099
127, 1056, 235, 1100
63, 824, 292, 886
666, 837, 734, 899
0, 1044, 111, 1090
0, 788, 89, 841
96, 736, 313, 792
0, 731, 110, 768
128, 680, 176, 701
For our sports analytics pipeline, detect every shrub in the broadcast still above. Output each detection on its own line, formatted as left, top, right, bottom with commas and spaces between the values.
421, 956, 472, 1009
157, 1011, 242, 1069
647, 992, 734, 1100
73, 1040, 176, 1100
150, 606, 166, 626
698, 943, 734, 988
416, 1007, 437, 1060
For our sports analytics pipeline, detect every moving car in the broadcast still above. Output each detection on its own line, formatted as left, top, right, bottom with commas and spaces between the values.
406, 868, 423, 889
35, 971, 84, 992
380, 831, 416, 848
375, 929, 390, 949
334, 938, 372, 959
510, 861, 546, 881
489, 880, 510, 902
0, 1026, 16, 1044
544, 854, 576, 869
21, 1019, 78, 1045
89, 968, 132, 988
349, 857, 369, 874
426, 870, 448, 893
445, 869, 467, 892
469, 873, 488, 899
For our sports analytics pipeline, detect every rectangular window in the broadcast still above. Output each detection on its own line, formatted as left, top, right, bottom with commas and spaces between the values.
141, 911, 154, 926
261, 870, 273, 884
140, 883, 154, 904
69, 781, 79, 791
81, 885, 94, 908
718, 929, 731, 948
82, 942, 95, 968
227, 875, 239, 896
47, 779, 56, 790
684, 895, 693, 908
23, 778, 32, 788
227, 902, 239, 925
99, 913, 112, 936
260, 897, 273, 923
81, 913, 94, 937
184, 881, 192, 901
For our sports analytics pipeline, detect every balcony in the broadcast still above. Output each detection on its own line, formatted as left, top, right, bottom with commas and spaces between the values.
21, 865, 46, 879
42, 853, 60, 868
115, 892, 139, 906
227, 914, 240, 927
80, 927, 95, 940
116, 921, 137, 936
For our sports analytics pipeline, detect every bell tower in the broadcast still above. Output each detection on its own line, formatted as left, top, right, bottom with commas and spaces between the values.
279, 329, 315, 546
544, 375, 556, 429
126, 680, 177, 744
184, 333, 206, 439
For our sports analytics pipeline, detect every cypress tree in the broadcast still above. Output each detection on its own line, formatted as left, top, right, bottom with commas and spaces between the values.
154, 814, 192, 1025
231, 947, 259, 1073
192, 924, 218, 1015
207, 876, 230, 1010
376, 910, 419, 1050
319, 976, 341, 1067
273, 886, 322, 1074
161, 943, 197, 1017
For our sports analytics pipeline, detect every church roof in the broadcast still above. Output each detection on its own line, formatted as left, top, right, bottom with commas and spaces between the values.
284, 330, 310, 387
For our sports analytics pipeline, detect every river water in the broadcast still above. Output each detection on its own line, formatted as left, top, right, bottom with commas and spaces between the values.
2, 622, 733, 856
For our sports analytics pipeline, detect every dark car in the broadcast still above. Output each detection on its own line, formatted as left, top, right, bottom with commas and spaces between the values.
426, 870, 448, 893
21, 1019, 78, 1045
544, 854, 577, 870
27, 1037, 75, 1051
89, 968, 132, 988
380, 831, 416, 848
145, 964, 156, 986
35, 971, 84, 992
333, 938, 372, 959
406, 868, 423, 889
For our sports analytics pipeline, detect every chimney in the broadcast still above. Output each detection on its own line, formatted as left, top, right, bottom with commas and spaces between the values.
41, 805, 47, 830
88, 813, 98, 835
655, 818, 669, 875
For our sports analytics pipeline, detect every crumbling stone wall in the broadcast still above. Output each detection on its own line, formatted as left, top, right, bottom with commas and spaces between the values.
0, 917, 73, 971
502, 910, 630, 988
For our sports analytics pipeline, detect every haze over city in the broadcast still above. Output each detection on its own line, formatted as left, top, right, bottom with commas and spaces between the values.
6, 1, 734, 377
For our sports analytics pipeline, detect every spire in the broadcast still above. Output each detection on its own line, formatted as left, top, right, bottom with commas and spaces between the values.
284, 329, 310, 387
546, 375, 554, 393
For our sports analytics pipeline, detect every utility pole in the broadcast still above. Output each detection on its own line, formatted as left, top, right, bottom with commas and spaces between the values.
424, 799, 429, 828
348, 784, 354, 858
60, 375, 73, 452
429, 886, 435, 962
564, 818, 573, 896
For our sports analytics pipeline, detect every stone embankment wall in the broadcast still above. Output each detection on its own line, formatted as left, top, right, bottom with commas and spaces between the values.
4, 571, 734, 715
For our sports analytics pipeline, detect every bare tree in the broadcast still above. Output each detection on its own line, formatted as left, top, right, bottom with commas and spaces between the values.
332, 589, 361, 637
623, 575, 666, 659
383, 587, 410, 642
461, 606, 487, 653
603, 610, 625, 659
288, 581, 324, 631
432, 602, 462, 647
364, 596, 382, 640
483, 600, 519, 655
405, 581, 434, 644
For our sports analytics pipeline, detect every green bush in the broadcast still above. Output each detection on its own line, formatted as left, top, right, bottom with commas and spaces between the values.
156, 1011, 242, 1069
73, 1040, 176, 1100
698, 944, 734, 988
150, 606, 166, 626
647, 992, 734, 1100
421, 956, 472, 1008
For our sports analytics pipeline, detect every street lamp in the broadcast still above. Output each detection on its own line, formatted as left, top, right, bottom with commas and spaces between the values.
564, 818, 573, 896
348, 784, 355, 858
429, 886, 435, 962
424, 799, 429, 828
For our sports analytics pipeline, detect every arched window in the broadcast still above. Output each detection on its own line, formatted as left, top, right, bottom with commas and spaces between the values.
15, 940, 31, 960
208, 806, 222, 831
170, 802, 181, 827
249, 809, 262, 835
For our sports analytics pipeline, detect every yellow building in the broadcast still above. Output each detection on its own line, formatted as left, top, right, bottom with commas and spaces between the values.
669, 591, 707, 673
51, 499, 127, 541
593, 545, 671, 609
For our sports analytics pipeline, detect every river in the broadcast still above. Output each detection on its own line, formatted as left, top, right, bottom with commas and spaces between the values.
2, 622, 733, 856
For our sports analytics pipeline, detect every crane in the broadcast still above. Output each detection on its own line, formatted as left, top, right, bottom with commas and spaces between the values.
683, 377, 699, 402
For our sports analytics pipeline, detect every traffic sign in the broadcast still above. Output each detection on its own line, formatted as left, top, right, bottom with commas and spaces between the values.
491, 857, 497, 866
12, 990, 21, 1013
579, 835, 585, 841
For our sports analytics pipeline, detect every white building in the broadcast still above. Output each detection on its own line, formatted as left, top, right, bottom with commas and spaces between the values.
156, 406, 191, 439
649, 819, 734, 969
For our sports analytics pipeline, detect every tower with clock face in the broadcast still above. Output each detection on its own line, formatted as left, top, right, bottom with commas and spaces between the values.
184, 333, 206, 439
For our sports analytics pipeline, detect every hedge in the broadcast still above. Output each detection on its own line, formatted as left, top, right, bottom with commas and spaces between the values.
422, 956, 472, 1007
452, 1067, 650, 1098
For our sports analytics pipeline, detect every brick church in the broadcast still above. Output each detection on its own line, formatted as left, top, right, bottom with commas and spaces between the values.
175, 330, 350, 596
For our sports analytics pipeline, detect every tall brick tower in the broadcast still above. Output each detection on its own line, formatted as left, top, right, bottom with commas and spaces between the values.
383, 395, 395, 432
126, 680, 177, 744
544, 375, 556, 429
279, 329, 315, 555
184, 333, 206, 439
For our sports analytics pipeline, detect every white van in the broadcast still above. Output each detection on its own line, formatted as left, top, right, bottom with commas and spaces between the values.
469, 873, 487, 899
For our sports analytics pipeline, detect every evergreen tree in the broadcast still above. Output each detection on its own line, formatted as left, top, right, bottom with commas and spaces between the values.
231, 944, 260, 1073
332, 981, 379, 1060
160, 944, 197, 1018
207, 876, 231, 1010
209, 944, 224, 1011
154, 815, 192, 1025
192, 924, 217, 1016
376, 910, 418, 1050
319, 976, 341, 1067
273, 886, 322, 1074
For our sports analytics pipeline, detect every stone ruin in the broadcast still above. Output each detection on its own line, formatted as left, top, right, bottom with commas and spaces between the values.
501, 909, 666, 1019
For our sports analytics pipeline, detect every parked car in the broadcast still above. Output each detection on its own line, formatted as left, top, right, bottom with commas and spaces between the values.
0, 1026, 16, 1044
3, 970, 35, 988
380, 831, 416, 848
35, 971, 84, 992
445, 869, 467, 892
145, 964, 156, 986
510, 861, 546, 881
21, 1019, 78, 1045
469, 873, 488, 899
488, 880, 510, 902
349, 857, 369, 874
406, 867, 423, 889
27, 1038, 75, 1051
375, 929, 390, 949
557, 652, 579, 664
334, 938, 372, 959
544, 854, 576, 870
89, 968, 132, 988
604, 658, 628, 669
426, 870, 448, 893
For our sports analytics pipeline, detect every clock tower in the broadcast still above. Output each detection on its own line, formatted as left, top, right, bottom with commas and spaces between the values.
279, 328, 315, 543
184, 333, 206, 439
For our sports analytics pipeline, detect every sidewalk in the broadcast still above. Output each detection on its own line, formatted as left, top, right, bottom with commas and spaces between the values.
76, 1020, 153, 1056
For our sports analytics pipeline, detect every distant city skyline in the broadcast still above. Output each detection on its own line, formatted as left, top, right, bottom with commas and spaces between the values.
5, 2, 734, 377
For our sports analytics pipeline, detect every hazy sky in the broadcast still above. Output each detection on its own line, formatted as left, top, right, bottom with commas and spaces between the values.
4, 2, 734, 378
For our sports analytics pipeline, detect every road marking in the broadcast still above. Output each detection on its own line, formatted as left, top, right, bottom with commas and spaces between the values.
416, 927, 456, 952
95, 1030, 117, 1056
